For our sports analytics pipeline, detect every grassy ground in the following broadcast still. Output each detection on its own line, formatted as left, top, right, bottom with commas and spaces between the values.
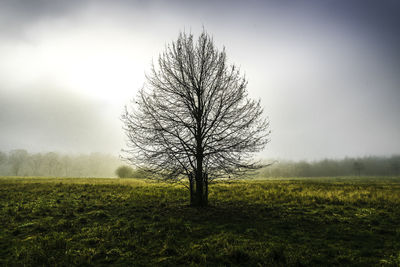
0, 176, 399, 266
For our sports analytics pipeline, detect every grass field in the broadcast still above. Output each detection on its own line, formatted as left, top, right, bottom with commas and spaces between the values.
1, 177, 400, 266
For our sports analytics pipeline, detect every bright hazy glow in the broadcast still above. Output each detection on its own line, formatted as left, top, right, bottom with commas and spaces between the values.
1, 24, 147, 104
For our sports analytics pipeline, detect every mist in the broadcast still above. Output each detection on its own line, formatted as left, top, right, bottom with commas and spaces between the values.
0, 0, 399, 160
0, 149, 122, 177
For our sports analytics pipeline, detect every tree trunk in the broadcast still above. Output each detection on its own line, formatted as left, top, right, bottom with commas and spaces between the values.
190, 179, 208, 207
204, 173, 208, 204
189, 173, 195, 206
190, 170, 208, 207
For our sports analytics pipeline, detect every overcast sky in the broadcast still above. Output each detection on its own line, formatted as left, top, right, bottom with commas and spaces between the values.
0, 0, 399, 160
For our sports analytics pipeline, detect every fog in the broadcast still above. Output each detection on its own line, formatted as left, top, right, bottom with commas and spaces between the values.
0, 149, 122, 177
1, 0, 399, 160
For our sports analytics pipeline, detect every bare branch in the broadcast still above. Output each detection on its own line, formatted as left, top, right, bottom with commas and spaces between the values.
121, 30, 270, 206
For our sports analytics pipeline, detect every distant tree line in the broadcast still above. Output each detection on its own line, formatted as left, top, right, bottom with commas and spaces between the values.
258, 155, 400, 178
1, 150, 398, 178
0, 150, 122, 177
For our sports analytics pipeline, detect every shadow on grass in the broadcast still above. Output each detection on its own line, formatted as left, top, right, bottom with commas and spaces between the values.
1, 179, 399, 266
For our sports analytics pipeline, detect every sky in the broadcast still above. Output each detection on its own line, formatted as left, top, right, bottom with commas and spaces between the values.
0, 0, 399, 161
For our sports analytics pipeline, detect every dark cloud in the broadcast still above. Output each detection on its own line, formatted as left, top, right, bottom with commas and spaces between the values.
308, 0, 400, 65
0, 0, 88, 40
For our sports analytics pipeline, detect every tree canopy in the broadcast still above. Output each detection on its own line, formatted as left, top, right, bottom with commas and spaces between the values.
122, 31, 269, 206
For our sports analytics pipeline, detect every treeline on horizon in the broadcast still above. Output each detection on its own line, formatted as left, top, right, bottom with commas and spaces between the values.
0, 150, 399, 178
258, 155, 400, 178
0, 150, 122, 177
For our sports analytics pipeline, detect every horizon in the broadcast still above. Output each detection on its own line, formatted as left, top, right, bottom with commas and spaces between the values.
1, 148, 399, 163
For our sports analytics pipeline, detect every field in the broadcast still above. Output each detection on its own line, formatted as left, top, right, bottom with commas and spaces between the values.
1, 177, 400, 266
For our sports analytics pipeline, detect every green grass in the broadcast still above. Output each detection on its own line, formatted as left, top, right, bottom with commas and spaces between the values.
1, 176, 400, 266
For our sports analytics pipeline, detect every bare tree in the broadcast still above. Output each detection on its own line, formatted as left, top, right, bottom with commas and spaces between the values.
30, 153, 43, 176
353, 161, 364, 176
0, 151, 7, 165
8, 149, 28, 176
122, 31, 269, 206
43, 152, 61, 176
0, 151, 8, 175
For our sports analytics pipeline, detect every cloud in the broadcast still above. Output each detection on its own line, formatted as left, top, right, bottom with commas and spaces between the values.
0, 0, 89, 41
